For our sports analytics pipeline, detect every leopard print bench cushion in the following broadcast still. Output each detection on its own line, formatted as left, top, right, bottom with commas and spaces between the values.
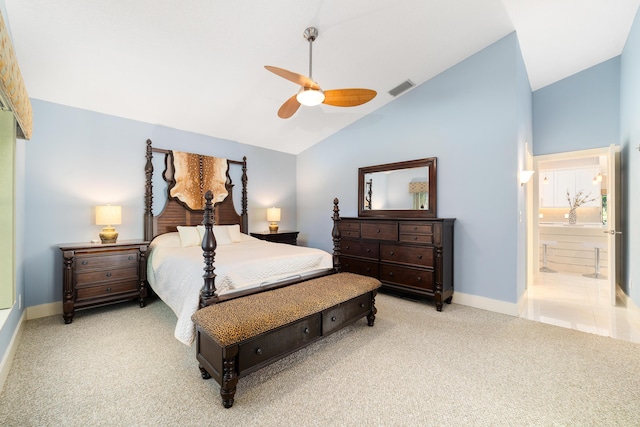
192, 272, 381, 347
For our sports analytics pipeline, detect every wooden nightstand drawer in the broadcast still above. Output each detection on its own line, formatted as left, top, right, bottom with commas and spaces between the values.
76, 280, 139, 301
75, 250, 139, 271
76, 266, 138, 287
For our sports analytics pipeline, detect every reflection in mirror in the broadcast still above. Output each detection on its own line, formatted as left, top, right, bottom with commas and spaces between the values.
358, 158, 437, 218
364, 167, 429, 210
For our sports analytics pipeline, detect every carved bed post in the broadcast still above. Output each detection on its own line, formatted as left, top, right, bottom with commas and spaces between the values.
200, 191, 218, 308
144, 139, 154, 242
241, 156, 248, 233
332, 198, 341, 272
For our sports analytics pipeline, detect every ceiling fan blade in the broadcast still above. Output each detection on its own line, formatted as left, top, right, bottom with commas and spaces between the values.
323, 89, 377, 107
265, 66, 320, 90
278, 95, 301, 119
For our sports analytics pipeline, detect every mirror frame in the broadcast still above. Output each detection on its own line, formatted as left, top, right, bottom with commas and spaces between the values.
358, 157, 437, 218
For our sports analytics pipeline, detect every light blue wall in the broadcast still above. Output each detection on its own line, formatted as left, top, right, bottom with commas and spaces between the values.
621, 7, 640, 307
23, 100, 298, 307
532, 57, 621, 156
297, 33, 528, 304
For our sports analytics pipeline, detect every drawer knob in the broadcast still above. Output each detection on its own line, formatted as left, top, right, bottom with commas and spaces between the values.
345, 245, 350, 250
255, 348, 263, 355
414, 236, 418, 241
128, 256, 134, 261
360, 303, 365, 308
389, 272, 394, 277
414, 226, 418, 231
303, 327, 310, 334
418, 254, 423, 259
417, 277, 422, 282
389, 251, 394, 256
366, 248, 370, 253
376, 229, 381, 233
106, 272, 112, 277
81, 260, 88, 265
366, 267, 370, 272
331, 316, 337, 322
106, 287, 112, 292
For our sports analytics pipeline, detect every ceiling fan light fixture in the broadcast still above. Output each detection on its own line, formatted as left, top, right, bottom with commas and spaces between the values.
296, 87, 325, 106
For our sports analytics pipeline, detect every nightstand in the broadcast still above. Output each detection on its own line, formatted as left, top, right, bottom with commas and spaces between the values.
250, 230, 299, 245
59, 240, 149, 324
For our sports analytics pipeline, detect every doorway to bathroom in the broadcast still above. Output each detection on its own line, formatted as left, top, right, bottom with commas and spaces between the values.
522, 145, 635, 340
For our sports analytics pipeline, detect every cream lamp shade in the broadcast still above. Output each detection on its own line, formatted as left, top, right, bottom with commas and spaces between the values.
96, 205, 122, 244
267, 207, 281, 233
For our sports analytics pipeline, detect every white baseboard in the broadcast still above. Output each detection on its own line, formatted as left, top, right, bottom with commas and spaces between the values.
0, 309, 25, 394
452, 291, 519, 316
26, 301, 62, 320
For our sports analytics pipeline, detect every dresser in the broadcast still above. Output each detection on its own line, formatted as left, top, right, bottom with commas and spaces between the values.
250, 230, 299, 245
59, 240, 149, 323
338, 217, 454, 311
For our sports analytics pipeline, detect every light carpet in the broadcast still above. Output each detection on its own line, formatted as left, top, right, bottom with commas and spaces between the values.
1, 293, 639, 426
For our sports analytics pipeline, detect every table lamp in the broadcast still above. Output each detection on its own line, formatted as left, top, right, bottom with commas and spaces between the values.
267, 207, 281, 233
96, 205, 122, 243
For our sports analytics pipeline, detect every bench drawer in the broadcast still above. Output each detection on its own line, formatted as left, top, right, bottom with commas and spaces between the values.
322, 293, 372, 335
238, 315, 321, 375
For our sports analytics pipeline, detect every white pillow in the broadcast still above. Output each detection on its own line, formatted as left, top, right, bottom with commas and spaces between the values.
177, 226, 201, 247
150, 232, 181, 249
226, 224, 243, 242
213, 226, 233, 245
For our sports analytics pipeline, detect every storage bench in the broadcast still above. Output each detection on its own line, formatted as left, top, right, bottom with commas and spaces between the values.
191, 272, 381, 408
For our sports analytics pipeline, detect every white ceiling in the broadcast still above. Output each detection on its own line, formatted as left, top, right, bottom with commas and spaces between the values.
5, 0, 639, 154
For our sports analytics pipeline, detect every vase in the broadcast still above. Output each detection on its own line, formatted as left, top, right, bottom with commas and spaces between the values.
568, 208, 577, 225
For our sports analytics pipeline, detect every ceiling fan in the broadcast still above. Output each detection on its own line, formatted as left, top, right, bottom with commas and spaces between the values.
265, 27, 377, 119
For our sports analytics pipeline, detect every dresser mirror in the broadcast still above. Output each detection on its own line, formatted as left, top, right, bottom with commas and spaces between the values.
358, 158, 437, 218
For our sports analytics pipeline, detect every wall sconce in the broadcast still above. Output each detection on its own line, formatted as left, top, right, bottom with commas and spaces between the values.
96, 205, 122, 243
519, 170, 534, 186
267, 207, 281, 233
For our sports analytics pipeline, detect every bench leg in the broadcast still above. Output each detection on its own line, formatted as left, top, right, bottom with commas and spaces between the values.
198, 365, 211, 380
221, 349, 239, 408
367, 291, 378, 326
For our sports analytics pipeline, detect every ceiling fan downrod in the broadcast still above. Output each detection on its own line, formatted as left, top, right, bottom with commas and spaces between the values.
303, 27, 318, 81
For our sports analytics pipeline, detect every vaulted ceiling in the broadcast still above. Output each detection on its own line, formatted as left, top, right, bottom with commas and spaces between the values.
5, 1, 639, 154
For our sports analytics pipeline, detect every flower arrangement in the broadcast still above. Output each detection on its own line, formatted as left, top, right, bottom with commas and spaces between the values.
566, 189, 597, 210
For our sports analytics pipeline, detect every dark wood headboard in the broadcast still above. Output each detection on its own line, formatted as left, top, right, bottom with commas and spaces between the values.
144, 139, 248, 241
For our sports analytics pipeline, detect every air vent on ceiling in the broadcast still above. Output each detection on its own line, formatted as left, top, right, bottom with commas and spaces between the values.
388, 79, 415, 97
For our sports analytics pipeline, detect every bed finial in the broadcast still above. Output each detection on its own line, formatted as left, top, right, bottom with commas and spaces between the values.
200, 190, 218, 308
331, 198, 341, 272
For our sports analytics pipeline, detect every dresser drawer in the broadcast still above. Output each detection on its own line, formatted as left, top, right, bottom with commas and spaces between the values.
339, 221, 361, 238
341, 239, 379, 259
399, 223, 433, 235
75, 266, 138, 287
75, 250, 139, 271
380, 264, 435, 291
238, 315, 321, 374
361, 222, 398, 241
380, 243, 435, 268
322, 293, 372, 335
399, 233, 434, 244
76, 280, 139, 301
340, 256, 379, 278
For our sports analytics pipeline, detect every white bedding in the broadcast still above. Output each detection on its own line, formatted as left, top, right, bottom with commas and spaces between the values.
147, 232, 333, 345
